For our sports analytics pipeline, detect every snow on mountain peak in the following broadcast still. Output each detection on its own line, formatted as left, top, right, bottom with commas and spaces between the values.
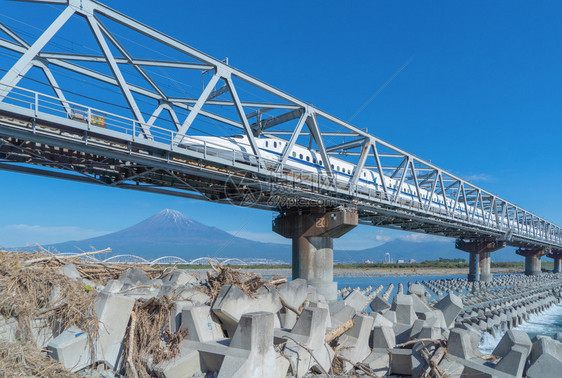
157, 209, 194, 224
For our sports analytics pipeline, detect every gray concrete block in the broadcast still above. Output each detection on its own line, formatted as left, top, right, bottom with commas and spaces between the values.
369, 295, 391, 314
419, 309, 448, 330
218, 312, 276, 378
371, 325, 395, 349
57, 264, 81, 280
526, 353, 562, 378
47, 292, 135, 371
370, 312, 393, 328
447, 355, 514, 378
101, 280, 123, 294
494, 344, 528, 377
410, 293, 433, 315
181, 305, 224, 342
155, 348, 202, 378
433, 293, 463, 329
338, 314, 373, 370
383, 310, 397, 324
530, 335, 562, 365
212, 284, 281, 337
170, 300, 193, 333
408, 283, 429, 299
390, 348, 423, 376
363, 349, 389, 376
281, 307, 333, 377
0, 316, 17, 343
459, 324, 482, 353
437, 356, 463, 378
46, 326, 90, 372
408, 319, 424, 340
119, 267, 148, 285
31, 318, 54, 348
277, 278, 307, 329
330, 304, 356, 328
343, 289, 370, 312
393, 323, 412, 344
418, 317, 442, 340
492, 329, 532, 358
161, 270, 197, 287
392, 294, 417, 325
448, 328, 475, 360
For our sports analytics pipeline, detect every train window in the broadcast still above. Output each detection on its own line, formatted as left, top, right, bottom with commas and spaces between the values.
313, 158, 317, 164
331, 164, 334, 169
363, 172, 366, 177
265, 141, 268, 148
348, 169, 351, 174
274, 141, 277, 148
299, 154, 303, 159
319, 160, 323, 165
306, 156, 310, 162
337, 166, 340, 171
292, 152, 296, 157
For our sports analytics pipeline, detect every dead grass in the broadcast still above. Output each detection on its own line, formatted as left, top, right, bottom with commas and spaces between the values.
122, 296, 188, 377
0, 250, 100, 346
200, 259, 287, 305
0, 248, 165, 376
0, 341, 78, 377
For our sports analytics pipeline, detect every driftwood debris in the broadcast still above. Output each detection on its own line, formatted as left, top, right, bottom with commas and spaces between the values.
325, 318, 354, 344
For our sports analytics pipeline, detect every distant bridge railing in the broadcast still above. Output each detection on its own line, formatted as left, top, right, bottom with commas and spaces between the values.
101, 254, 247, 266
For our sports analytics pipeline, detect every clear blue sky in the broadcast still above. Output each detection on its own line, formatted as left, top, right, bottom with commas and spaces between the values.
0, 0, 560, 250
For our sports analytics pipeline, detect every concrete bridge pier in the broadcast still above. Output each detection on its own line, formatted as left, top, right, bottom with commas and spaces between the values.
468, 252, 481, 282
273, 209, 358, 301
456, 238, 506, 282
548, 251, 562, 273
517, 248, 549, 276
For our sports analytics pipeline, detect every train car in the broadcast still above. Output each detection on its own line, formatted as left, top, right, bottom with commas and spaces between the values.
179, 134, 497, 224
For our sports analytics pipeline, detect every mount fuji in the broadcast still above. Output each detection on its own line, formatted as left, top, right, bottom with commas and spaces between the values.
43, 209, 291, 261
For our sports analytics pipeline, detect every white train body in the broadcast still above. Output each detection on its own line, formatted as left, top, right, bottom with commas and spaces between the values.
180, 135, 499, 225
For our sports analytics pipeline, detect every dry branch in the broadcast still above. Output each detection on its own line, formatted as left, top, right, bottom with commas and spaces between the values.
22, 248, 112, 265
395, 338, 444, 348
279, 295, 301, 315
325, 318, 354, 344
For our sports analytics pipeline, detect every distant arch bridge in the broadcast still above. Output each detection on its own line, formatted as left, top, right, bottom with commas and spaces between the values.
102, 254, 246, 266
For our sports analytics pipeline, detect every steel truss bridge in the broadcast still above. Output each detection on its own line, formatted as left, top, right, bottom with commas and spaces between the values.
0, 0, 560, 253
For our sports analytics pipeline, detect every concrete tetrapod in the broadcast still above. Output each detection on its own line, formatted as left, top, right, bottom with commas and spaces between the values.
47, 292, 135, 372
275, 307, 333, 377
212, 284, 282, 336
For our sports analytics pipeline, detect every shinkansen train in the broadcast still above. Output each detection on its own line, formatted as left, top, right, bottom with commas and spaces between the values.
180, 135, 487, 221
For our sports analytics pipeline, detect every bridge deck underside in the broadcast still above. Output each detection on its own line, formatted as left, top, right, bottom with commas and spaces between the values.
0, 109, 557, 251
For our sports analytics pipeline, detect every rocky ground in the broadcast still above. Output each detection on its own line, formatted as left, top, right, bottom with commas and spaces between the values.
0, 251, 561, 377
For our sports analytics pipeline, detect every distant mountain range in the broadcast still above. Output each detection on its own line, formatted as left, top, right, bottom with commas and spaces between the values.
36, 209, 522, 263
335, 239, 520, 263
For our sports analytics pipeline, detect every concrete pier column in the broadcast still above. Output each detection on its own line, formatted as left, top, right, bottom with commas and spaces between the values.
480, 252, 492, 282
468, 253, 480, 282
547, 251, 562, 273
554, 258, 562, 273
455, 238, 505, 282
525, 255, 541, 276
273, 209, 358, 301
517, 248, 549, 276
